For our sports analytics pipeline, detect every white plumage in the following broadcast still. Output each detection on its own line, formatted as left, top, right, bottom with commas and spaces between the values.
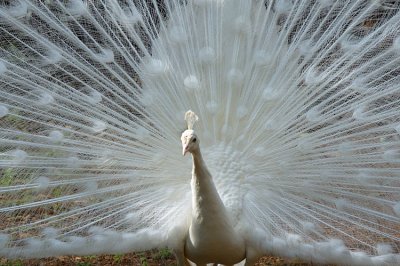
179, 111, 252, 265
0, 0, 400, 265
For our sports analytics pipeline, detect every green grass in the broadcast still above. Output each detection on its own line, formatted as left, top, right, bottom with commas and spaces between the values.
51, 186, 63, 197
113, 254, 123, 263
75, 262, 92, 266
0, 249, 177, 266
4, 113, 23, 124
0, 168, 14, 186
152, 248, 174, 260
0, 260, 23, 266
138, 252, 148, 266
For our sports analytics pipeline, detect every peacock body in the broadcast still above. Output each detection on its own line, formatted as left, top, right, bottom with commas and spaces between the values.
0, 0, 400, 265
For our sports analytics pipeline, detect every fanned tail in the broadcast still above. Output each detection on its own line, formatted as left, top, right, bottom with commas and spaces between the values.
0, 0, 192, 258
0, 0, 399, 264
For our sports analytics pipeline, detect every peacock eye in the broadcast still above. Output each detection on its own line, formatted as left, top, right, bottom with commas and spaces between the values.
193, 138, 196, 142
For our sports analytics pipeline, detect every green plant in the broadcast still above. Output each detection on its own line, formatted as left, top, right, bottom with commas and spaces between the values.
153, 248, 174, 260
0, 260, 23, 266
51, 186, 63, 197
113, 254, 123, 263
138, 253, 148, 266
75, 262, 92, 266
0, 168, 14, 186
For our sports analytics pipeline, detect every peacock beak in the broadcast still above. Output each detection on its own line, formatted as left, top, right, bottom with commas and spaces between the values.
183, 145, 189, 156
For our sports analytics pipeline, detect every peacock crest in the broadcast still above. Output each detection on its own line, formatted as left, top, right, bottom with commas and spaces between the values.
185, 110, 199, 130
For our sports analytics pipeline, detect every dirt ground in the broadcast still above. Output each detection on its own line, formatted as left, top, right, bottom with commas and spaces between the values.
1, 251, 328, 266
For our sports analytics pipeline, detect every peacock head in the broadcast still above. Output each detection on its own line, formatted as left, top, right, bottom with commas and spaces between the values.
181, 129, 199, 156
182, 110, 199, 156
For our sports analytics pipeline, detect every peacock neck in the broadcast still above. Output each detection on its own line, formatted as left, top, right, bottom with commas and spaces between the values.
191, 148, 212, 189
191, 148, 209, 179
190, 148, 226, 219
186, 146, 246, 264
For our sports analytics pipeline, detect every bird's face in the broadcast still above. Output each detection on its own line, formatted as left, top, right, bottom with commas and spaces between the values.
181, 129, 198, 155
